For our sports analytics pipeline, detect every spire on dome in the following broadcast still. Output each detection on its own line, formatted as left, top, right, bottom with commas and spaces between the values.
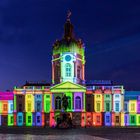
64, 10, 74, 40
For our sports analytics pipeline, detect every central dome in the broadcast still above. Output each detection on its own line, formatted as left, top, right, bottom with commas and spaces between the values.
52, 12, 85, 57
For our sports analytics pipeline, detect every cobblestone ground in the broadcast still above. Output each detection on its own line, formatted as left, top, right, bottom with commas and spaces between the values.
0, 134, 108, 140
1, 127, 140, 140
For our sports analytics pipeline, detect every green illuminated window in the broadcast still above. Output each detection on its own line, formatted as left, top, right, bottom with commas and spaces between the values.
67, 96, 71, 110
106, 102, 110, 111
28, 116, 31, 123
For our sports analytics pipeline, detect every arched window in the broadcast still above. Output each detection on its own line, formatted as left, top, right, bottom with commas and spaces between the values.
75, 96, 81, 109
55, 96, 61, 110
65, 63, 71, 77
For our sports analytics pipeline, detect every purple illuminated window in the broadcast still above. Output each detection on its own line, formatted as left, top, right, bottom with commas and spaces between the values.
75, 96, 81, 109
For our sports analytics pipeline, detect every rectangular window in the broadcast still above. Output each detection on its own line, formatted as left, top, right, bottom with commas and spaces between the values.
131, 103, 135, 111
28, 116, 31, 123
18, 116, 22, 123
37, 102, 41, 112
19, 103, 22, 112
106, 116, 110, 123
115, 94, 119, 98
139, 116, 140, 124
106, 102, 110, 111
115, 102, 119, 112
3, 104, 7, 111
11, 116, 13, 124
97, 95, 100, 98
125, 116, 127, 124
97, 102, 100, 111
106, 94, 110, 98
96, 116, 100, 123
28, 95, 31, 98
27, 103, 31, 112
116, 116, 119, 123
37, 116, 40, 123
10, 104, 13, 111
138, 104, 140, 111
124, 103, 128, 112
131, 116, 135, 123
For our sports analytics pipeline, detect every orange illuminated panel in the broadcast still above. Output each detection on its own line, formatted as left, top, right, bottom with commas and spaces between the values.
81, 112, 86, 127
93, 112, 102, 126
2, 101, 8, 114
86, 112, 93, 127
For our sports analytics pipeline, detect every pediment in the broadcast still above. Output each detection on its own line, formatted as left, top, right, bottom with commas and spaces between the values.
50, 81, 86, 93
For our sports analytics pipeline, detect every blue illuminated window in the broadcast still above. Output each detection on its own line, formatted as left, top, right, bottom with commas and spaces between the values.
115, 102, 119, 112
65, 63, 71, 77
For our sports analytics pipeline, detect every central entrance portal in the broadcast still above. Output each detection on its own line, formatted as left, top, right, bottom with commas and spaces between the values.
55, 113, 72, 128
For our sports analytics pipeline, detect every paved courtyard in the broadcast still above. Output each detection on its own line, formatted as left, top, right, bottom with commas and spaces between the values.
0, 127, 140, 140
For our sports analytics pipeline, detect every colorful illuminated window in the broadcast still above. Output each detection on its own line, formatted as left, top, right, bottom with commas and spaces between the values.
67, 96, 71, 109
131, 103, 135, 111
3, 104, 7, 111
28, 116, 31, 123
10, 104, 13, 112
65, 63, 71, 77
97, 102, 100, 111
97, 95, 100, 98
106, 116, 110, 123
106, 95, 110, 98
27, 95, 31, 98
27, 103, 31, 112
37, 95, 41, 98
115, 94, 119, 98
10, 116, 13, 124
125, 116, 127, 123
139, 116, 140, 123
115, 102, 119, 112
116, 116, 119, 123
106, 102, 110, 111
37, 102, 41, 112
75, 96, 81, 109
18, 116, 22, 123
37, 116, 41, 123
138, 104, 140, 111
55, 96, 61, 109
124, 103, 128, 112
131, 116, 135, 123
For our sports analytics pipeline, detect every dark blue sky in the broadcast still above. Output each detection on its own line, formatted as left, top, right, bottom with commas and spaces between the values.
0, 0, 140, 91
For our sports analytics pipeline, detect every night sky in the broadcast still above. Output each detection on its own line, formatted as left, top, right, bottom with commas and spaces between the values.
0, 0, 140, 91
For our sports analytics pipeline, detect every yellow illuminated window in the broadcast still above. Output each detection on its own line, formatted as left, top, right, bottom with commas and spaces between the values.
97, 102, 100, 111
131, 103, 135, 111
27, 103, 31, 112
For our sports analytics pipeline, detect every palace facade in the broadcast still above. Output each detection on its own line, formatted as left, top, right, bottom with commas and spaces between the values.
0, 14, 140, 127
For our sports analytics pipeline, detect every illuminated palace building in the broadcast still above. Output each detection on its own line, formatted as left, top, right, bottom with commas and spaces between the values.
0, 14, 140, 127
